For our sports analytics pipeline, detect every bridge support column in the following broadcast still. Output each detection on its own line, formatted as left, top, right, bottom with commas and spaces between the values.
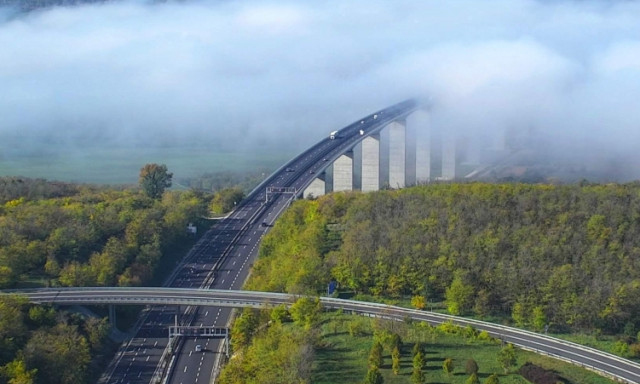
361, 134, 380, 192
333, 152, 353, 192
388, 120, 406, 188
442, 130, 456, 180
108, 305, 116, 328
411, 111, 431, 183
303, 176, 326, 199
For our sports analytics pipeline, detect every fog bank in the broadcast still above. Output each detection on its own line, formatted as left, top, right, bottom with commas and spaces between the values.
1, 0, 640, 181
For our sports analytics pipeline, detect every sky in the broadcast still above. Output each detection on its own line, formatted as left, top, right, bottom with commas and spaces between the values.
1, 0, 640, 182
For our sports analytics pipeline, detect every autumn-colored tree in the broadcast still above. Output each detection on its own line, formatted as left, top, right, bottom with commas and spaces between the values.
411, 295, 426, 310
139, 163, 172, 199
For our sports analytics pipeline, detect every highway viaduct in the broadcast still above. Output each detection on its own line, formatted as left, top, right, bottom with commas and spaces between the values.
3, 287, 640, 384
93, 98, 435, 384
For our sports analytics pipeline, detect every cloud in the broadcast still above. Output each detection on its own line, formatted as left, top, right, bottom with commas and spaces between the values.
1, 0, 640, 181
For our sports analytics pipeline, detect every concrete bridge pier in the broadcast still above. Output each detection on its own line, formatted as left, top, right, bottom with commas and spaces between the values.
360, 134, 380, 192
388, 120, 406, 189
409, 110, 431, 183
333, 152, 354, 192
442, 130, 456, 180
303, 174, 326, 199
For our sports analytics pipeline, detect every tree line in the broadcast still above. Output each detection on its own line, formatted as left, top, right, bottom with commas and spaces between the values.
0, 184, 206, 289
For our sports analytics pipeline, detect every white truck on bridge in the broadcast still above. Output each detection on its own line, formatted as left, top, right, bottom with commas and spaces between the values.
329, 130, 339, 139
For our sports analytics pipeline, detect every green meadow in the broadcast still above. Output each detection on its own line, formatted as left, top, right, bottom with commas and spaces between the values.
0, 144, 291, 184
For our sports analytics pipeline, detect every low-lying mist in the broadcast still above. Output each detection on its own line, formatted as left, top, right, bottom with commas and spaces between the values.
1, 0, 640, 182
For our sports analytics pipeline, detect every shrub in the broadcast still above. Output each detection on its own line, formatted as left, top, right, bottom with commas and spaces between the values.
465, 358, 479, 374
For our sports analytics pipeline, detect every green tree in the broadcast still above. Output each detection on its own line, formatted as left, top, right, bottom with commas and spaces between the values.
210, 187, 245, 215
532, 306, 547, 332
466, 372, 480, 384
412, 350, 425, 383
391, 346, 400, 375
289, 297, 322, 330
58, 262, 95, 287
363, 366, 384, 384
413, 350, 425, 369
368, 342, 383, 369
511, 301, 528, 327
27, 306, 56, 327
0, 358, 37, 384
412, 342, 422, 357
497, 344, 517, 373
473, 289, 491, 317
230, 308, 258, 351
139, 163, 172, 199
0, 296, 29, 364
445, 273, 474, 315
83, 317, 110, 352
0, 265, 14, 288
23, 324, 91, 384
411, 366, 423, 384
443, 357, 454, 376
485, 373, 500, 384
270, 304, 290, 324
465, 358, 478, 374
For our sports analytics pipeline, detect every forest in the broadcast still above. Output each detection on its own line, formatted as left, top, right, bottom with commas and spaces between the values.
248, 182, 640, 342
0, 176, 208, 384
220, 181, 637, 383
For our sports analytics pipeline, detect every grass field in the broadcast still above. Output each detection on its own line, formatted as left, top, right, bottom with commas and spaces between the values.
0, 144, 292, 184
311, 312, 617, 384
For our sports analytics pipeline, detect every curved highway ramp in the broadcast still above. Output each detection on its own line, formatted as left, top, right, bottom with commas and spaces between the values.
3, 287, 640, 384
